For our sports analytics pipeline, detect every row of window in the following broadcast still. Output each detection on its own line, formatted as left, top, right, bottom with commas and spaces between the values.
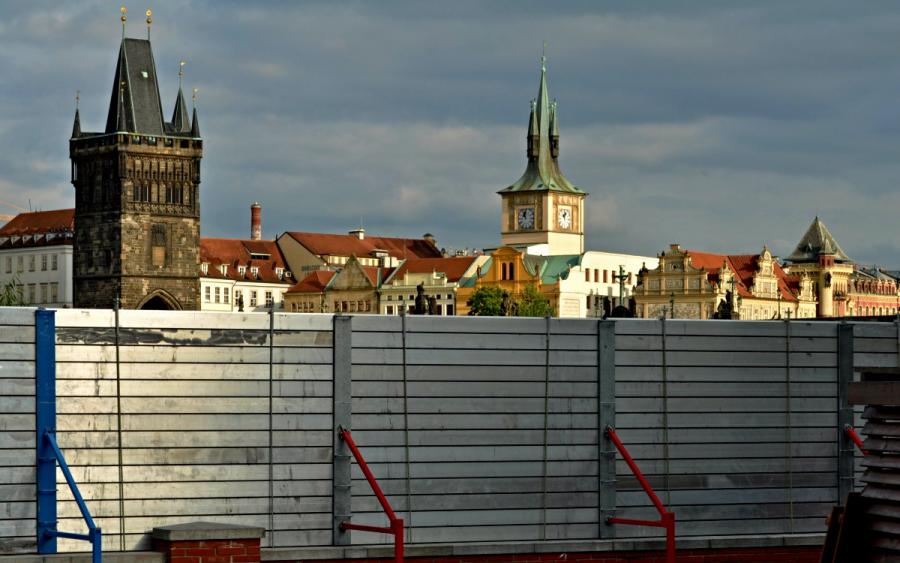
334, 300, 372, 313
204, 287, 275, 308
133, 184, 186, 204
384, 293, 454, 301
16, 282, 60, 304
584, 268, 632, 285
5, 254, 59, 274
384, 304, 454, 316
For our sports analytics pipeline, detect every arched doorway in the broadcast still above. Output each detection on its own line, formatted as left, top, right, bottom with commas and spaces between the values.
137, 290, 182, 310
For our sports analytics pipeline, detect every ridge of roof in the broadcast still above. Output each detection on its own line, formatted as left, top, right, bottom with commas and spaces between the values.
0, 209, 75, 236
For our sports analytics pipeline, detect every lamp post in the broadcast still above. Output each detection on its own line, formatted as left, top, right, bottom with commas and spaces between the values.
669, 292, 675, 319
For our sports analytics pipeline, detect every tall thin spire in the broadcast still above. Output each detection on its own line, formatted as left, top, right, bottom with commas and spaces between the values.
72, 91, 81, 138
116, 80, 128, 132
171, 61, 190, 133
190, 88, 200, 137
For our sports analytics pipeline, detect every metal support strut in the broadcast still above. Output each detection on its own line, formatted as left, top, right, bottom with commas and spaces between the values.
338, 427, 404, 563
35, 309, 102, 562
605, 426, 675, 563
845, 424, 868, 456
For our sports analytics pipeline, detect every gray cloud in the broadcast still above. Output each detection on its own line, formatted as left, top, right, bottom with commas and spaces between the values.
1, 1, 898, 264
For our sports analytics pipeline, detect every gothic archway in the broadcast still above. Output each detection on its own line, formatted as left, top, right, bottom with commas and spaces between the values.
137, 290, 183, 311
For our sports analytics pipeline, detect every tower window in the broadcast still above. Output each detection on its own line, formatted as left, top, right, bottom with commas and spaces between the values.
151, 224, 167, 267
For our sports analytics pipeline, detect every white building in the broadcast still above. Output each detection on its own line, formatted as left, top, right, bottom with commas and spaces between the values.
556, 251, 659, 318
0, 209, 75, 307
199, 238, 295, 312
379, 256, 488, 316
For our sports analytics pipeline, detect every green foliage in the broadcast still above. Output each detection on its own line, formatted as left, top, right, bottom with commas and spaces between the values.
515, 284, 553, 317
467, 286, 505, 316
0, 276, 23, 306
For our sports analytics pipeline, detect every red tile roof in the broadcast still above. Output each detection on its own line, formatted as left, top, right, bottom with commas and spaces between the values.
0, 209, 74, 235
687, 250, 798, 301
360, 266, 395, 286
200, 238, 294, 285
390, 256, 478, 283
284, 231, 441, 260
287, 270, 336, 294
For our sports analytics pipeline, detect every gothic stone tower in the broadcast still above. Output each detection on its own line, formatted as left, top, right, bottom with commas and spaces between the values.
70, 37, 202, 309
499, 55, 586, 256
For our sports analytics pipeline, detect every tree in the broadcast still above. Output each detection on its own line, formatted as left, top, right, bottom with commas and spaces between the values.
467, 286, 505, 316
0, 276, 24, 306
515, 284, 553, 317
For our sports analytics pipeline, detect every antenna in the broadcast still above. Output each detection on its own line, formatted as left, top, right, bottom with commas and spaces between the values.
145, 9, 152, 40
120, 5, 127, 38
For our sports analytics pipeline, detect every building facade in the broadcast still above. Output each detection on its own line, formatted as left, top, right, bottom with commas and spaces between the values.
284, 256, 389, 314
498, 56, 586, 256
847, 268, 899, 317
199, 238, 295, 312
379, 256, 485, 316
70, 34, 202, 309
634, 244, 817, 320
0, 209, 75, 307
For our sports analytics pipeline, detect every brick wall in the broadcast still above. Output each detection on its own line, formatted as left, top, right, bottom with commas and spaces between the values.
154, 537, 261, 563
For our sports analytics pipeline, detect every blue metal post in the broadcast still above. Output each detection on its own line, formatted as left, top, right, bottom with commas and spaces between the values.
35, 308, 57, 553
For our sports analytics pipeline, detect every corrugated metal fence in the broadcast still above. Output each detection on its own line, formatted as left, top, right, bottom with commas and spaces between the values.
0, 309, 897, 553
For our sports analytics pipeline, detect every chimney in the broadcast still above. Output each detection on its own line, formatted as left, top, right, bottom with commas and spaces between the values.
250, 202, 262, 240
349, 227, 365, 240
423, 233, 436, 246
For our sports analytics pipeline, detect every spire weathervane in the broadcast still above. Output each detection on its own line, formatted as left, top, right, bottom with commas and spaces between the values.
75, 90, 80, 111
179, 60, 186, 88
146, 9, 152, 40
120, 5, 127, 38
192, 87, 198, 108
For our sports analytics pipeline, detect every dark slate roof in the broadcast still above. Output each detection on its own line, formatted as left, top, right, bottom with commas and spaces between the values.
499, 59, 584, 195
169, 87, 191, 134
105, 38, 166, 136
786, 217, 851, 263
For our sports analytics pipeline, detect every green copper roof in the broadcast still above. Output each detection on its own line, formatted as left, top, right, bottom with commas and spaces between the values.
499, 56, 584, 195
520, 253, 581, 285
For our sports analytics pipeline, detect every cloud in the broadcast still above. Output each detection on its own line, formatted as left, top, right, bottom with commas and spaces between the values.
0, 1, 898, 265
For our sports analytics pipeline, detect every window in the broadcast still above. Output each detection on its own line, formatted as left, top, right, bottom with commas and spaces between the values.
585, 269, 590, 282
51, 254, 58, 270
49, 283, 58, 303
603, 270, 608, 283
446, 304, 454, 316
386, 305, 394, 315
508, 263, 515, 280
342, 301, 349, 312
386, 295, 392, 301
133, 184, 150, 202
502, 263, 507, 280
214, 287, 220, 303
250, 291, 258, 307
437, 304, 443, 315
235, 290, 242, 306
41, 255, 47, 271
27, 283, 35, 304
265, 291, 273, 307
204, 286, 211, 302
40, 283, 48, 303
164, 185, 183, 204
594, 269, 599, 283
224, 289, 230, 304
446, 294, 452, 300
151, 224, 166, 267
408, 295, 414, 301
4, 257, 9, 273
16, 256, 22, 273
28, 255, 35, 272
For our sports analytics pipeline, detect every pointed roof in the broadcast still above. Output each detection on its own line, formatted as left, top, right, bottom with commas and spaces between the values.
786, 217, 851, 263
191, 106, 200, 137
71, 109, 81, 138
499, 56, 583, 195
170, 87, 191, 134
105, 38, 166, 135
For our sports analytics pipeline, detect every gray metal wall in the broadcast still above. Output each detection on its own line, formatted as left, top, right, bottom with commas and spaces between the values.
0, 310, 897, 553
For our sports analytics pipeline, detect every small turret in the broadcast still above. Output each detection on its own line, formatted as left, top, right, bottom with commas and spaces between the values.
549, 100, 559, 158
191, 106, 200, 137
171, 87, 190, 134
71, 108, 81, 139
527, 100, 539, 159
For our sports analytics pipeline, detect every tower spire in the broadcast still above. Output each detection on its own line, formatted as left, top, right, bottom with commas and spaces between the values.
72, 91, 81, 138
171, 61, 190, 133
191, 88, 200, 137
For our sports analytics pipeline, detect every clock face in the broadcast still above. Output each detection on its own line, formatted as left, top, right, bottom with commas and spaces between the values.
517, 207, 535, 230
557, 207, 572, 230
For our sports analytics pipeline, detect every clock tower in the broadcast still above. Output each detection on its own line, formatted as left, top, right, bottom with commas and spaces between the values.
499, 55, 586, 255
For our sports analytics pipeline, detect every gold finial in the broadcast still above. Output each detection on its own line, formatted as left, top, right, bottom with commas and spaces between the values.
178, 60, 186, 87
146, 9, 152, 39
120, 5, 127, 38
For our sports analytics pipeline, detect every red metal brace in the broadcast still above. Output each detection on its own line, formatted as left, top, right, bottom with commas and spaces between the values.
844, 424, 868, 456
338, 428, 404, 563
605, 426, 676, 563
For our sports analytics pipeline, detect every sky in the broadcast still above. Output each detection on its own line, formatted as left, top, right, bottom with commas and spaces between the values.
1, 1, 900, 265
